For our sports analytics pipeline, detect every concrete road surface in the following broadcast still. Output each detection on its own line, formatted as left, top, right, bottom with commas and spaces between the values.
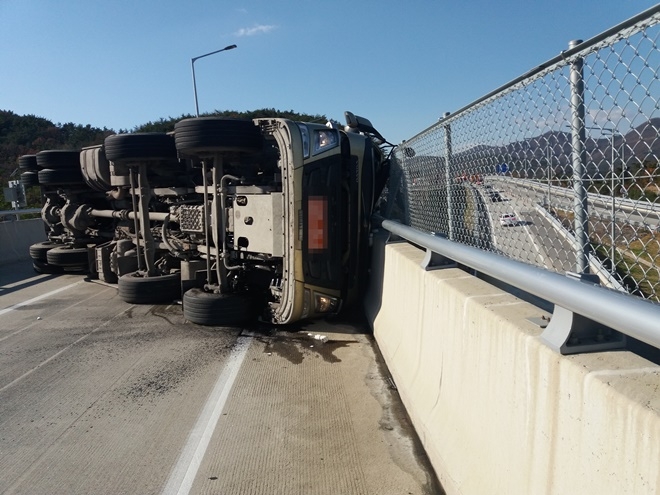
0, 260, 442, 494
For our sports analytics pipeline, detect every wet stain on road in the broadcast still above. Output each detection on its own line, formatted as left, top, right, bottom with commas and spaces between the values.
260, 333, 353, 364
147, 305, 177, 325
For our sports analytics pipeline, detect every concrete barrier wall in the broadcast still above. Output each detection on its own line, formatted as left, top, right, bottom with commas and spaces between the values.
0, 219, 46, 265
366, 238, 660, 495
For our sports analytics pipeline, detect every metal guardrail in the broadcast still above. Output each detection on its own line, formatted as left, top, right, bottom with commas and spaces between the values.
0, 208, 42, 220
379, 218, 660, 355
386, 5, 660, 303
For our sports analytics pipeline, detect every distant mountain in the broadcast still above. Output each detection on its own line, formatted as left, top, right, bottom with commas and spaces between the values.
450, 117, 660, 178
628, 117, 660, 161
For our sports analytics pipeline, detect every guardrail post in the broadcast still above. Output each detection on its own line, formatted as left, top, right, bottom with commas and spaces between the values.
421, 232, 458, 270
568, 39, 590, 274
539, 271, 626, 354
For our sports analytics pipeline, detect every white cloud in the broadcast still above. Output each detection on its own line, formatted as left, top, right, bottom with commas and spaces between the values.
235, 24, 277, 37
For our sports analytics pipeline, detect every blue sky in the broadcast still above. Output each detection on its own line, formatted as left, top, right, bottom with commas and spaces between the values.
0, 0, 657, 144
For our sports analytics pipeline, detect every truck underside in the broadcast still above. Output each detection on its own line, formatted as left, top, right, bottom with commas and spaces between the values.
21, 114, 391, 326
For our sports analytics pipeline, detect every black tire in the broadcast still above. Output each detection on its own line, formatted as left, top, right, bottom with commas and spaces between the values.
20, 171, 40, 187
104, 133, 177, 162
118, 272, 181, 304
32, 260, 64, 274
183, 288, 252, 326
35, 150, 80, 169
38, 167, 85, 186
29, 241, 60, 262
46, 246, 89, 268
174, 118, 263, 155
18, 154, 39, 171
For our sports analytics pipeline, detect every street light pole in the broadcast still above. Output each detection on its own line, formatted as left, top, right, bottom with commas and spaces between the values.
603, 128, 617, 276
584, 126, 617, 276
547, 146, 551, 208
191, 44, 237, 117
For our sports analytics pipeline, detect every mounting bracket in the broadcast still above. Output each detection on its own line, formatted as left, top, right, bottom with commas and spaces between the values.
540, 272, 626, 354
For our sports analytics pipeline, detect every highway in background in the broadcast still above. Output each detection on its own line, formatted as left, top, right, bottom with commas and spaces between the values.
476, 179, 578, 274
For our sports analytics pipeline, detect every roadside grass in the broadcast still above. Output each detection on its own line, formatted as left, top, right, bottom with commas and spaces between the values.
554, 207, 659, 302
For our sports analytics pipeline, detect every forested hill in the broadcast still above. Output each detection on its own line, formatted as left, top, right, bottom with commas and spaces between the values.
0, 108, 327, 208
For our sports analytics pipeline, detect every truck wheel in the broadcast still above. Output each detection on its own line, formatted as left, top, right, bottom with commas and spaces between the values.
117, 272, 181, 304
174, 118, 263, 155
20, 171, 40, 187
32, 260, 64, 274
18, 155, 39, 171
183, 288, 252, 326
38, 168, 85, 186
104, 133, 177, 162
35, 150, 81, 169
29, 241, 59, 262
46, 246, 89, 268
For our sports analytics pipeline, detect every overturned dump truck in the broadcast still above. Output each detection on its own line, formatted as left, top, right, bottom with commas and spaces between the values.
21, 112, 392, 326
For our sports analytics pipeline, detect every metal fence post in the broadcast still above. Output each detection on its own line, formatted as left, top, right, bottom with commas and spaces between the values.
568, 39, 590, 274
443, 114, 454, 241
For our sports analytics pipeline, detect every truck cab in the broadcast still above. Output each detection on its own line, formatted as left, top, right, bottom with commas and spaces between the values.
173, 113, 389, 325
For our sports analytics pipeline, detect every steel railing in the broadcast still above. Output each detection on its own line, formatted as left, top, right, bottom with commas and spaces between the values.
378, 217, 660, 354
0, 208, 42, 220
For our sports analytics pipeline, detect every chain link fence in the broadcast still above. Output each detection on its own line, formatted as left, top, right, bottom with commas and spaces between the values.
384, 5, 660, 303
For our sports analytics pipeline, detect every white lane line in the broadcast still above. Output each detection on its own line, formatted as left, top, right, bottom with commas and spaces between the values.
162, 336, 252, 495
0, 273, 48, 291
0, 305, 132, 394
0, 287, 113, 343
521, 220, 548, 266
0, 280, 84, 316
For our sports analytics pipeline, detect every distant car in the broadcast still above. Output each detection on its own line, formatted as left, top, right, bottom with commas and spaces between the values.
499, 213, 518, 226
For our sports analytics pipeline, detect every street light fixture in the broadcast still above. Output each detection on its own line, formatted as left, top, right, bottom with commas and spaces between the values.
191, 44, 237, 117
